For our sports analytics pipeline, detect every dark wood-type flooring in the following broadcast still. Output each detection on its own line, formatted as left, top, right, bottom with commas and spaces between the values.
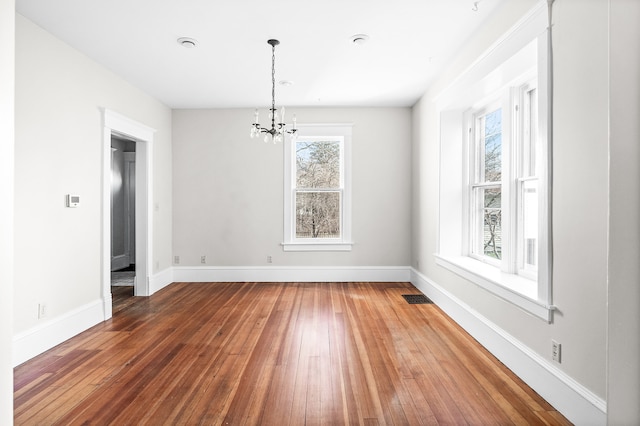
14, 282, 572, 425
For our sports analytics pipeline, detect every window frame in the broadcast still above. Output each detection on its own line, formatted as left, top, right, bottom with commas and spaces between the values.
282, 124, 353, 252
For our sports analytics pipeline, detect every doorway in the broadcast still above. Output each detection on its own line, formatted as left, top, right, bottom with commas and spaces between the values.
102, 109, 155, 320
110, 137, 136, 304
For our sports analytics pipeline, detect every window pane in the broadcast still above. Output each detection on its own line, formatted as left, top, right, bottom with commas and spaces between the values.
296, 141, 340, 189
296, 191, 340, 238
522, 179, 538, 267
483, 187, 502, 259
483, 109, 502, 182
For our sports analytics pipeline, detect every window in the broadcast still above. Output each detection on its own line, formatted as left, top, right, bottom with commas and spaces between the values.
435, 5, 552, 321
466, 81, 539, 278
283, 124, 353, 251
295, 139, 342, 239
470, 105, 503, 263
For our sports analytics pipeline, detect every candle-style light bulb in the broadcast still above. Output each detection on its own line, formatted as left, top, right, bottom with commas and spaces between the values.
253, 109, 259, 123
292, 114, 297, 129
280, 106, 285, 123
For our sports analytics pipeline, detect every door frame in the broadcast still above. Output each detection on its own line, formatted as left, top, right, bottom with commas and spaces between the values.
102, 109, 155, 320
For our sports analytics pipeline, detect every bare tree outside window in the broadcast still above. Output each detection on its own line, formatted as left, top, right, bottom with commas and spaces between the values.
480, 109, 502, 259
295, 141, 341, 238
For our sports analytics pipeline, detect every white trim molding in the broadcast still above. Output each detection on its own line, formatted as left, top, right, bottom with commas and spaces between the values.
102, 108, 156, 320
111, 254, 130, 271
283, 124, 353, 252
173, 266, 410, 283
410, 268, 606, 425
435, 255, 553, 321
150, 267, 174, 294
11, 262, 607, 426
13, 299, 104, 367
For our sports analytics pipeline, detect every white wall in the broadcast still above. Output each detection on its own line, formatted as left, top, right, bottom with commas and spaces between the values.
0, 0, 14, 421
13, 14, 172, 339
607, 0, 640, 422
172, 108, 411, 268
413, 0, 609, 412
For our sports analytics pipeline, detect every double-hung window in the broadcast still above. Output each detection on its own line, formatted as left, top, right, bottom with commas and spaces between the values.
283, 124, 353, 251
436, 5, 553, 321
467, 81, 539, 277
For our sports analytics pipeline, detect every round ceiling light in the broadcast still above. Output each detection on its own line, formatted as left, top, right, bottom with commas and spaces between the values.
350, 34, 370, 45
177, 37, 198, 48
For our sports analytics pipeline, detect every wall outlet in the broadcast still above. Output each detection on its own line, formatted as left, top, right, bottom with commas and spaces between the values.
552, 340, 561, 363
38, 303, 46, 319
174, 255, 180, 264
267, 255, 273, 264
201, 255, 206, 264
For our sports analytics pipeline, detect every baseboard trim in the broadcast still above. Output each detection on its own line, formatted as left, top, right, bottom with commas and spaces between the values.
110, 254, 130, 271
410, 268, 606, 425
172, 265, 411, 283
13, 299, 104, 367
14, 265, 605, 425
150, 267, 174, 294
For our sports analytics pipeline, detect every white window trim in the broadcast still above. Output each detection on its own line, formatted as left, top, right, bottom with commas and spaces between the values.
435, 2, 554, 322
282, 124, 353, 252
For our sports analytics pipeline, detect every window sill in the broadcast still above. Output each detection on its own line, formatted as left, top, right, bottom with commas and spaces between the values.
434, 254, 553, 322
282, 241, 353, 252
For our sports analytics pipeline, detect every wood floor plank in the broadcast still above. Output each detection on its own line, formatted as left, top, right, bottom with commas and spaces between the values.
14, 281, 572, 425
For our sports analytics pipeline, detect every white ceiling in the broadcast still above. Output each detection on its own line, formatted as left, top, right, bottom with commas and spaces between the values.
16, 0, 504, 109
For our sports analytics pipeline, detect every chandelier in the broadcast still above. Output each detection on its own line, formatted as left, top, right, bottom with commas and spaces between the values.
250, 39, 297, 143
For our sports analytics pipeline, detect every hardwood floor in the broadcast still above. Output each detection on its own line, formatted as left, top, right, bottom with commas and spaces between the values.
110, 285, 135, 315
14, 282, 572, 425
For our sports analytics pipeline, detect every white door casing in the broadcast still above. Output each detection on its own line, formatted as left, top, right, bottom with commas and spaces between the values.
102, 109, 155, 319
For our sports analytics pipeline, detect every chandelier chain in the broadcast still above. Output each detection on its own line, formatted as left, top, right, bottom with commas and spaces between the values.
271, 43, 276, 128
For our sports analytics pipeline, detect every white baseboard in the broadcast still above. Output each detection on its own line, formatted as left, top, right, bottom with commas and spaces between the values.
172, 265, 411, 283
150, 267, 174, 294
13, 265, 606, 426
12, 267, 408, 366
13, 299, 104, 367
410, 268, 607, 426
111, 254, 130, 271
